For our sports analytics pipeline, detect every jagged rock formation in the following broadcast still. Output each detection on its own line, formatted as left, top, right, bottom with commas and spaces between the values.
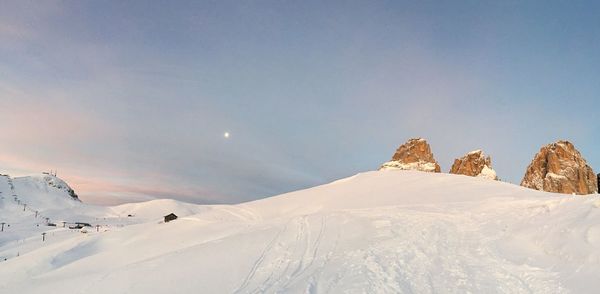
449, 150, 497, 180
521, 140, 597, 195
380, 138, 441, 172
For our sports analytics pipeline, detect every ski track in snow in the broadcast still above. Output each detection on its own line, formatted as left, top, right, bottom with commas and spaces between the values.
230, 206, 566, 293
232, 214, 334, 294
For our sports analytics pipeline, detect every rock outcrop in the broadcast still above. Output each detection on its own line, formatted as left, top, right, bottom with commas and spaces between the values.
521, 141, 597, 195
380, 138, 441, 173
449, 150, 497, 180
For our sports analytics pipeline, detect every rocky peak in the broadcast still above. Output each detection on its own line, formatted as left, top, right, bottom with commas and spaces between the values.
380, 138, 441, 173
521, 140, 597, 195
449, 150, 497, 180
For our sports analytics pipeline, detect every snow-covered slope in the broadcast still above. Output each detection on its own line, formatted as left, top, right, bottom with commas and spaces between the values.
1, 170, 600, 293
11, 174, 80, 209
0, 175, 81, 234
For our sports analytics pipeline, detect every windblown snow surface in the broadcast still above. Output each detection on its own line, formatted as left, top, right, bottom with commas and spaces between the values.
1, 171, 600, 293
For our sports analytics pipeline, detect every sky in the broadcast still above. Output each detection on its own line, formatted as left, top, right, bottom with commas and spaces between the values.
1, 1, 599, 205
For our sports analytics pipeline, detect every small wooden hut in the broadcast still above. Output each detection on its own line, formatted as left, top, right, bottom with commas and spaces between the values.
164, 213, 178, 223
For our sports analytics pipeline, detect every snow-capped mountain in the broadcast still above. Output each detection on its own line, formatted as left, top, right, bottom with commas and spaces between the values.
1, 170, 600, 293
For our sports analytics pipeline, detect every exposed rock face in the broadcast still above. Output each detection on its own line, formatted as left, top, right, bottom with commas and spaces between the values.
450, 150, 497, 180
521, 141, 597, 195
41, 174, 80, 201
380, 138, 441, 173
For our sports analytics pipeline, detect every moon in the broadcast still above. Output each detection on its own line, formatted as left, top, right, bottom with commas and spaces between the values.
224, 132, 230, 138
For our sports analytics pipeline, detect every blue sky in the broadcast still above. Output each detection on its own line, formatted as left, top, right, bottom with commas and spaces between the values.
1, 1, 599, 204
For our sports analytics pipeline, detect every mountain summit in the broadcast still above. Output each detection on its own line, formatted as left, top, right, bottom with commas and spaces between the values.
450, 150, 498, 180
380, 138, 441, 172
521, 140, 597, 195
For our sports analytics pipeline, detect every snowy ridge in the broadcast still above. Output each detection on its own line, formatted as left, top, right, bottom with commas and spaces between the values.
379, 160, 438, 172
109, 199, 208, 219
468, 149, 483, 155
37, 174, 79, 200
1, 170, 600, 293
